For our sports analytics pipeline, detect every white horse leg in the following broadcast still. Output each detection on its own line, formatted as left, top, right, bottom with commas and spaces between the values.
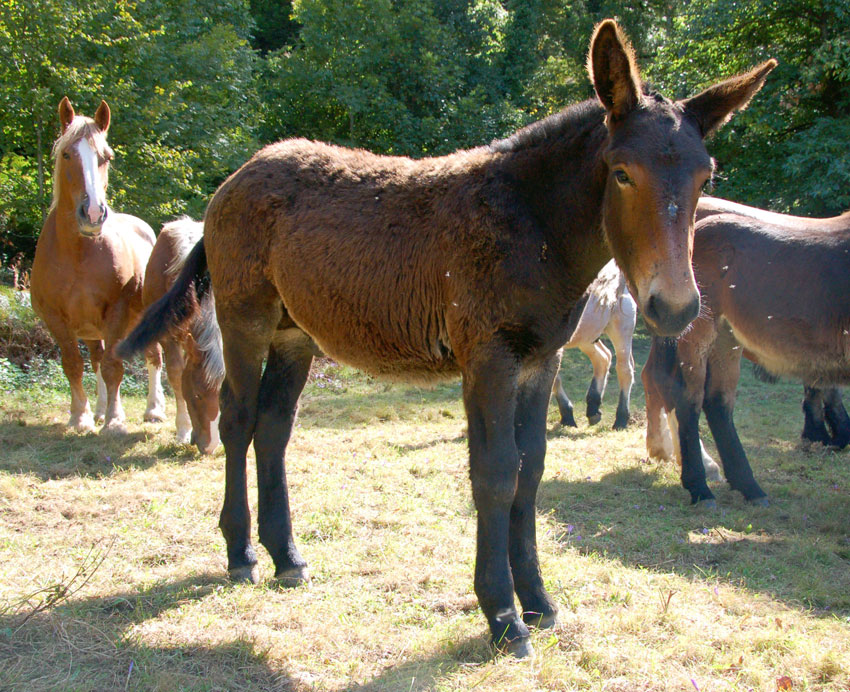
144, 343, 167, 423
93, 364, 108, 424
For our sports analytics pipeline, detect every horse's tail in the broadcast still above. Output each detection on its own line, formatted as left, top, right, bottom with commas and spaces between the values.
117, 238, 209, 359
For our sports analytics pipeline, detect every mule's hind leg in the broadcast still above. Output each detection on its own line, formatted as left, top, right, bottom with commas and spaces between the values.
801, 386, 830, 446
552, 374, 577, 427
702, 334, 767, 505
217, 297, 280, 583
823, 387, 850, 448
84, 340, 107, 424
580, 340, 611, 424
511, 355, 560, 631
254, 327, 313, 585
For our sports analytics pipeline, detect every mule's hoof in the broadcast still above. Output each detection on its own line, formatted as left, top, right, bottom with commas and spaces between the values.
522, 609, 559, 629
560, 415, 577, 428
587, 413, 602, 425
495, 636, 534, 659
229, 564, 260, 584
144, 409, 167, 423
748, 496, 770, 507
612, 420, 629, 431
101, 419, 128, 435
274, 565, 310, 587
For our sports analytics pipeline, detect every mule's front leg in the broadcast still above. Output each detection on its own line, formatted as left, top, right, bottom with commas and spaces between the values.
580, 341, 611, 425
463, 359, 530, 657
823, 387, 850, 449
801, 386, 830, 446
511, 358, 559, 630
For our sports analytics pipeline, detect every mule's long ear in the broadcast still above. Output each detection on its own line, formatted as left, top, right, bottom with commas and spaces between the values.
681, 59, 777, 138
587, 19, 642, 122
58, 97, 75, 134
94, 100, 111, 134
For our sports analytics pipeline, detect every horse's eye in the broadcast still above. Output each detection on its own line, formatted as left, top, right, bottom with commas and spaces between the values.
62, 152, 70, 160
613, 169, 631, 185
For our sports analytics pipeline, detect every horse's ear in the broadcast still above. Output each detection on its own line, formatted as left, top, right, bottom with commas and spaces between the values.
587, 19, 642, 123
58, 97, 75, 134
680, 59, 777, 138
94, 100, 111, 134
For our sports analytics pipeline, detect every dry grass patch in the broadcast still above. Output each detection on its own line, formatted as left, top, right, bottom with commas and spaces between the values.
1, 339, 850, 691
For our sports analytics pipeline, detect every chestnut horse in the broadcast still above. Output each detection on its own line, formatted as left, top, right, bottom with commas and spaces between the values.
31, 98, 163, 433
121, 21, 774, 656
643, 198, 850, 507
551, 259, 637, 429
143, 218, 223, 454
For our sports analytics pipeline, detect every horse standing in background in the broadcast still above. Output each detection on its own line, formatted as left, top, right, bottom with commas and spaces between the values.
643, 202, 850, 507
30, 97, 164, 433
143, 218, 223, 454
552, 259, 637, 429
121, 22, 775, 657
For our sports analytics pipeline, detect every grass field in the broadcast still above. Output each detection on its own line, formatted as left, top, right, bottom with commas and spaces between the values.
1, 323, 849, 691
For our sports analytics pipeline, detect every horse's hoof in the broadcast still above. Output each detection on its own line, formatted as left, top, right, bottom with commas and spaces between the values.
229, 564, 260, 584
612, 420, 628, 431
69, 416, 96, 433
748, 496, 770, 507
101, 420, 128, 435
695, 498, 717, 510
495, 636, 534, 659
274, 565, 310, 587
176, 430, 192, 445
144, 409, 167, 423
93, 414, 106, 425
560, 416, 577, 428
587, 413, 602, 425
522, 608, 559, 629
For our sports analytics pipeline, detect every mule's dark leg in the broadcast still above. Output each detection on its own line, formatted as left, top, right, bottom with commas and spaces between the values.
581, 341, 611, 425
253, 328, 313, 585
702, 336, 767, 505
801, 386, 830, 446
462, 352, 530, 657
823, 387, 850, 448
552, 374, 577, 427
511, 356, 559, 630
217, 297, 279, 583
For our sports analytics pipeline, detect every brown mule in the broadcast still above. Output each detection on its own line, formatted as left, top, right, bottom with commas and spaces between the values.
31, 98, 163, 434
143, 218, 223, 454
643, 197, 850, 507
121, 21, 775, 657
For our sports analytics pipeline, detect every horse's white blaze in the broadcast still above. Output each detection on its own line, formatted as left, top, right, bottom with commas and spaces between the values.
76, 138, 106, 224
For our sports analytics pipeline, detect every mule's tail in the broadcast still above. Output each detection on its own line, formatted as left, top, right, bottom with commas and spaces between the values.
117, 238, 209, 359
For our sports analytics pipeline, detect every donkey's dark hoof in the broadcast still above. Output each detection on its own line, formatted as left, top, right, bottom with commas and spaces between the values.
747, 496, 770, 507
522, 609, 559, 629
229, 564, 259, 584
587, 413, 602, 425
274, 565, 310, 587
494, 636, 534, 659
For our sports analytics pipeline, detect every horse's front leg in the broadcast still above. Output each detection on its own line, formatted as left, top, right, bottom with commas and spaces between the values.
801, 386, 830, 447
462, 352, 530, 657
552, 372, 577, 427
163, 337, 191, 444
84, 339, 108, 424
607, 293, 636, 430
143, 341, 167, 423
823, 387, 850, 448
511, 356, 559, 630
580, 340, 611, 425
100, 336, 127, 434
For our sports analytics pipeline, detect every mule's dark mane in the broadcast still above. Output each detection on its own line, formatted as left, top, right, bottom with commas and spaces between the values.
489, 100, 605, 154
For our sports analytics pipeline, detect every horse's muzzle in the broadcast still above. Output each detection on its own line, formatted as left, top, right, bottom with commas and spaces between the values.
78, 196, 108, 234
642, 292, 700, 337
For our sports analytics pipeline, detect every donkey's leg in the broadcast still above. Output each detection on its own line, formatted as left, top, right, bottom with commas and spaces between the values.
163, 338, 191, 444
143, 341, 167, 423
580, 340, 611, 425
254, 328, 313, 586
462, 350, 530, 657
552, 373, 577, 427
607, 298, 636, 430
801, 386, 830, 446
511, 355, 559, 630
84, 339, 107, 424
217, 297, 278, 583
702, 336, 767, 505
823, 387, 850, 449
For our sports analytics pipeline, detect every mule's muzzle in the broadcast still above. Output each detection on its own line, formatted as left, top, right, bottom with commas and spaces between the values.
77, 196, 108, 234
642, 292, 700, 337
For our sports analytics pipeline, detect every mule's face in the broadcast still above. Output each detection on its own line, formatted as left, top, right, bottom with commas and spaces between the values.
183, 356, 221, 455
601, 99, 709, 336
54, 98, 112, 236
587, 20, 776, 337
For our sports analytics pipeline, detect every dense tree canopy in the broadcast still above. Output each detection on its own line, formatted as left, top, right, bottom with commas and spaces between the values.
1, 0, 848, 265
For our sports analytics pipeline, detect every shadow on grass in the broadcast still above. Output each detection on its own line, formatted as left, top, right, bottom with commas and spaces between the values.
538, 463, 850, 616
0, 573, 304, 692
0, 417, 199, 480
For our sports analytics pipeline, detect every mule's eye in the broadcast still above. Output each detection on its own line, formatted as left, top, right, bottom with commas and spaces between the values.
613, 169, 632, 186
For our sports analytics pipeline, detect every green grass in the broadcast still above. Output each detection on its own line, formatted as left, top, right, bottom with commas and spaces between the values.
1, 326, 849, 691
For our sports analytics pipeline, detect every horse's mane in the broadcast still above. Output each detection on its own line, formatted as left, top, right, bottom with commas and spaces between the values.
50, 116, 113, 211
488, 99, 605, 154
